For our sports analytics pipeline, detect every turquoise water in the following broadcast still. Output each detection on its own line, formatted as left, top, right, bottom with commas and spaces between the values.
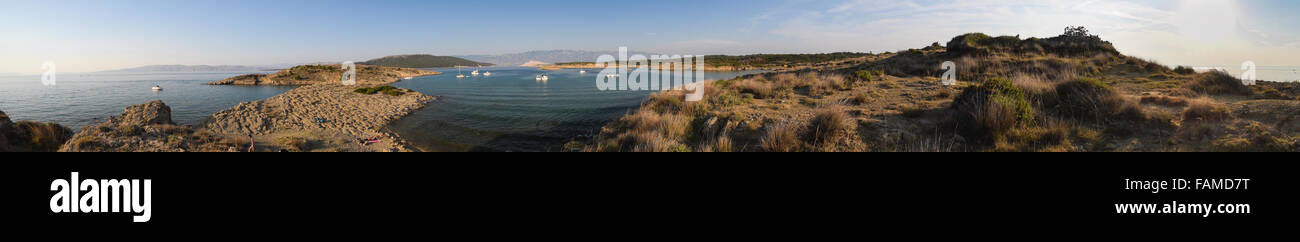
0, 72, 295, 130
389, 67, 763, 152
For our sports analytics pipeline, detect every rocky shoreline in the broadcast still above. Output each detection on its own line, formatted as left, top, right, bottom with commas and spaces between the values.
47, 64, 443, 152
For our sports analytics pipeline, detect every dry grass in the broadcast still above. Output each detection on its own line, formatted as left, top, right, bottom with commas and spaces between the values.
276, 136, 310, 151
993, 119, 1074, 152
1140, 95, 1188, 107
809, 73, 851, 96
760, 120, 802, 152
737, 79, 779, 99
14, 121, 74, 152
1182, 97, 1233, 122
70, 136, 105, 150
808, 105, 850, 145
1054, 78, 1127, 120
1186, 71, 1250, 95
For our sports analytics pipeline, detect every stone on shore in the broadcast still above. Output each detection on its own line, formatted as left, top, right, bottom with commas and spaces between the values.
60, 100, 240, 152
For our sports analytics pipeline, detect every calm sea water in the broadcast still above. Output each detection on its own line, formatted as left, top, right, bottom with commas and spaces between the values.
389, 67, 763, 152
0, 72, 294, 130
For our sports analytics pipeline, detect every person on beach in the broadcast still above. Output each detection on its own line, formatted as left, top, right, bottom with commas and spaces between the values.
247, 134, 256, 152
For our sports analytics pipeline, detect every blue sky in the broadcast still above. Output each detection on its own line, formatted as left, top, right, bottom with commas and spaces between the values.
2, 0, 1298, 73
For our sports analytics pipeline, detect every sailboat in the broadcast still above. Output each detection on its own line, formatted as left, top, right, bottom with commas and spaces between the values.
579, 69, 586, 74
471, 65, 480, 76
535, 75, 549, 81
483, 71, 492, 76
456, 66, 466, 78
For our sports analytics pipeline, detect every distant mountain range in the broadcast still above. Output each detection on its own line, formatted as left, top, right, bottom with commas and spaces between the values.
358, 55, 491, 68
99, 65, 279, 73
459, 50, 658, 66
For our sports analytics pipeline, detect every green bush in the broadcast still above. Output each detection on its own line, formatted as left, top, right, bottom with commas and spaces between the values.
354, 86, 399, 95
949, 77, 1035, 140
855, 70, 884, 82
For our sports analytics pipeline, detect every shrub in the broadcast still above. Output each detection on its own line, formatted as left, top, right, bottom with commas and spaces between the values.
853, 92, 871, 105
949, 77, 1035, 140
760, 121, 802, 152
1182, 97, 1232, 122
1173, 66, 1196, 75
644, 91, 684, 113
855, 70, 884, 82
15, 121, 74, 151
353, 86, 399, 95
1054, 78, 1127, 120
807, 106, 850, 145
946, 33, 993, 53
1186, 71, 1250, 95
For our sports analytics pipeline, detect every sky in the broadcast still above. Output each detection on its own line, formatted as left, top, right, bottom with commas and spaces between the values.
1, 0, 1298, 73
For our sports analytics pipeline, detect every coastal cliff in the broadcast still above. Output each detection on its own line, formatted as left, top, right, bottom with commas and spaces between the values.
208, 64, 439, 86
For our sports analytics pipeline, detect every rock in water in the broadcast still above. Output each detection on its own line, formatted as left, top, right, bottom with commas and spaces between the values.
120, 100, 175, 126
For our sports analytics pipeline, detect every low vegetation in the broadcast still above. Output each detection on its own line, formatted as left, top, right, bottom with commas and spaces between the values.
587, 28, 1300, 152
354, 86, 406, 96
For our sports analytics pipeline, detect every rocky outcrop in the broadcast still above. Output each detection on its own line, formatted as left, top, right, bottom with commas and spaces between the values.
59, 100, 241, 152
1, 110, 76, 152
120, 100, 175, 126
208, 64, 440, 86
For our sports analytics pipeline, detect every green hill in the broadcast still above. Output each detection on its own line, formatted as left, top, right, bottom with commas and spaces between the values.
359, 54, 493, 68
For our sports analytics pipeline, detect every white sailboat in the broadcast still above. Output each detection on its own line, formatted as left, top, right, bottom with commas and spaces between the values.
456, 66, 466, 78
471, 65, 480, 76
579, 69, 587, 74
483, 71, 492, 76
535, 75, 549, 81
